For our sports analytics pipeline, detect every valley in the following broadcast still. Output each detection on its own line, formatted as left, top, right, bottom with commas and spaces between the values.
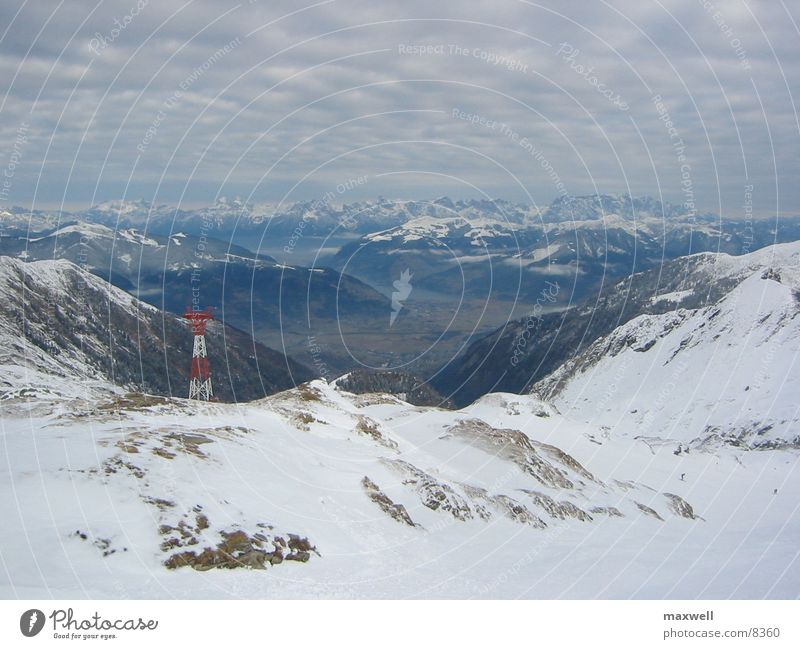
0, 220, 797, 598
4, 193, 799, 381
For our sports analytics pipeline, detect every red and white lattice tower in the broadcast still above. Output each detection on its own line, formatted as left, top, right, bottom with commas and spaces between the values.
183, 307, 214, 401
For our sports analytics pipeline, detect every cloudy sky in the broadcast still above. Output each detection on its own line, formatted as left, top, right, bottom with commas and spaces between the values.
0, 0, 798, 215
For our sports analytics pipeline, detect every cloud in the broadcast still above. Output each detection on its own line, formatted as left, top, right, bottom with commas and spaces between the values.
0, 0, 798, 216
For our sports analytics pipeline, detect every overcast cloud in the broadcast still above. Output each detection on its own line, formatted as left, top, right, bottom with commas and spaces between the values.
0, 0, 798, 216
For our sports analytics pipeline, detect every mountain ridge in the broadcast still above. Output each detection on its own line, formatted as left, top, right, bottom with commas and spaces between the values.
0, 255, 314, 402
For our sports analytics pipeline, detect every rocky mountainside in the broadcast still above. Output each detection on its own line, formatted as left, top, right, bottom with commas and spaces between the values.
0, 220, 271, 291
333, 368, 454, 408
3, 193, 736, 240
5, 198, 800, 381
433, 241, 800, 407
541, 193, 704, 222
78, 196, 537, 237
0, 256, 314, 402
532, 245, 800, 450
4, 377, 796, 598
1, 243, 797, 598
0, 220, 390, 374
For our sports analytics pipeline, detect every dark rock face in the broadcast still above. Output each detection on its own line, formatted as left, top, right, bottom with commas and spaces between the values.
0, 257, 314, 402
336, 368, 453, 408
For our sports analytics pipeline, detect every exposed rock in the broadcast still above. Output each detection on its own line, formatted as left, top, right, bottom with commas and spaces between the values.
589, 506, 625, 517
663, 493, 698, 520
335, 369, 455, 408
163, 524, 315, 571
72, 530, 126, 557
448, 419, 574, 489
152, 447, 176, 460
460, 484, 545, 527
635, 502, 664, 521
165, 432, 213, 458
362, 476, 418, 526
287, 533, 317, 554
530, 441, 600, 484
490, 494, 547, 528
355, 417, 398, 451
384, 459, 475, 521
520, 490, 593, 521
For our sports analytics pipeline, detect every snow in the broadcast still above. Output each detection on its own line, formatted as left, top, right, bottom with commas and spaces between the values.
650, 289, 693, 304
0, 242, 798, 599
29, 222, 116, 242
536, 260, 800, 449
0, 256, 159, 392
366, 216, 518, 245
528, 243, 561, 262
0, 377, 797, 598
119, 228, 160, 247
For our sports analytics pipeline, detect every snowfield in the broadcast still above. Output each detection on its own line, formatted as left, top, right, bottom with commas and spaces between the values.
535, 242, 800, 450
1, 241, 799, 599
1, 379, 797, 599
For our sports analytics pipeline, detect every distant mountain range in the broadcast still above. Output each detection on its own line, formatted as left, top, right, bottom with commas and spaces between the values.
0, 193, 730, 240
3, 194, 800, 381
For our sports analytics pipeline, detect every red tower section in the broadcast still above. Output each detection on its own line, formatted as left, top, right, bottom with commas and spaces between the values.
183, 307, 214, 401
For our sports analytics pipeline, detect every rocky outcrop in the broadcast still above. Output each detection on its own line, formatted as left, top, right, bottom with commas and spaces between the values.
636, 502, 665, 521
520, 490, 593, 521
384, 459, 476, 521
448, 419, 575, 489
663, 493, 698, 520
362, 477, 418, 526
164, 526, 317, 571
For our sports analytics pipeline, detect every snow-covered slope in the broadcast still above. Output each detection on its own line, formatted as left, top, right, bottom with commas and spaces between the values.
12, 193, 716, 239
0, 256, 145, 399
0, 256, 313, 402
0, 220, 274, 283
534, 241, 800, 449
1, 378, 797, 598
80, 196, 536, 237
